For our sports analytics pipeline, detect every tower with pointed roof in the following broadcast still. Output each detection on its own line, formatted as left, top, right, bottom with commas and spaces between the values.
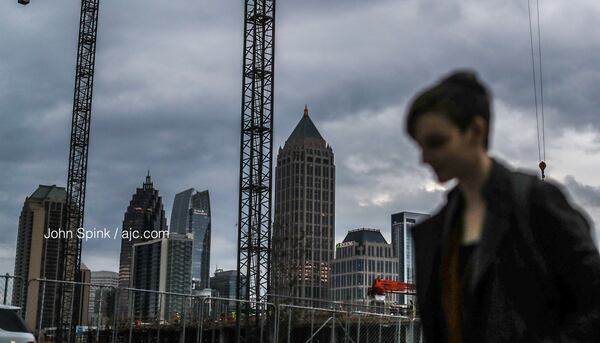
117, 172, 167, 320
272, 106, 336, 303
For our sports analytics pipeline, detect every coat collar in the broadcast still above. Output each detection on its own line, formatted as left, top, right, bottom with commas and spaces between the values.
441, 157, 514, 296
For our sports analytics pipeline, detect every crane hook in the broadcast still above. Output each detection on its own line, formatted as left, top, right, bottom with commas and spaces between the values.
539, 160, 546, 180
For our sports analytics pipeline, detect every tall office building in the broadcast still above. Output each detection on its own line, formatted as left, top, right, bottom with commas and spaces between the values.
391, 211, 429, 304
332, 228, 398, 304
88, 270, 118, 327
210, 269, 245, 310
13, 185, 66, 330
170, 189, 211, 290
131, 233, 192, 322
117, 172, 167, 320
272, 106, 335, 303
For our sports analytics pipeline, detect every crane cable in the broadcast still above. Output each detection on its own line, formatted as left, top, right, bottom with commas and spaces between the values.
527, 0, 547, 180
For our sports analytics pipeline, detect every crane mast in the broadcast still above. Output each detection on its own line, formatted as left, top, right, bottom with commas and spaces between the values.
236, 0, 276, 342
57, 0, 100, 341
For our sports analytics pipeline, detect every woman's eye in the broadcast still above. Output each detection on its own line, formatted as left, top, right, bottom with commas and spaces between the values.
424, 136, 447, 149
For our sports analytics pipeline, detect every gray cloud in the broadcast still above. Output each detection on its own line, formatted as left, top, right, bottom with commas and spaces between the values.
564, 175, 600, 208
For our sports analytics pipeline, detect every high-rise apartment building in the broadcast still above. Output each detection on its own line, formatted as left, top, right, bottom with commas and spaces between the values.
170, 189, 211, 290
130, 233, 193, 322
332, 228, 398, 304
13, 185, 66, 330
117, 172, 167, 319
272, 106, 335, 303
390, 211, 429, 286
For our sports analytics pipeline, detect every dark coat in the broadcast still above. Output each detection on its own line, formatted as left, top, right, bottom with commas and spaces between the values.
411, 158, 600, 342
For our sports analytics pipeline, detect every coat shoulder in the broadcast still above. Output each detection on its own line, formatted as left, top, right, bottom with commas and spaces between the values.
411, 207, 445, 243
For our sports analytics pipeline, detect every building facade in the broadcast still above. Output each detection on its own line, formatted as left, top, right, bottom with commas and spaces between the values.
210, 269, 245, 312
74, 263, 91, 326
332, 228, 398, 304
117, 172, 167, 320
170, 189, 211, 290
272, 106, 335, 303
391, 212, 429, 284
12, 185, 66, 330
88, 270, 118, 328
130, 233, 193, 323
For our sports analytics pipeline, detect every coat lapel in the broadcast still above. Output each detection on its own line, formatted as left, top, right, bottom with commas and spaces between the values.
467, 159, 513, 297
467, 200, 511, 296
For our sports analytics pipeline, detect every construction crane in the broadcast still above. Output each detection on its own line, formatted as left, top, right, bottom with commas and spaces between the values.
235, 0, 276, 342
19, 0, 100, 341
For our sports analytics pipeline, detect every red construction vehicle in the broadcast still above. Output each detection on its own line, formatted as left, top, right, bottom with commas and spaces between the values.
368, 278, 416, 298
367, 278, 418, 316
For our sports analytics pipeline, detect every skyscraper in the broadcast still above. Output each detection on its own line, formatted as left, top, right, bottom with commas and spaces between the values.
131, 233, 193, 322
117, 172, 167, 320
13, 185, 66, 330
272, 105, 335, 303
88, 270, 118, 328
170, 189, 211, 290
210, 269, 245, 310
332, 228, 398, 304
391, 211, 429, 303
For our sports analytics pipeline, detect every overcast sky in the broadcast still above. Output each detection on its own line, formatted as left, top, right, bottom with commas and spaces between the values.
1, 0, 600, 277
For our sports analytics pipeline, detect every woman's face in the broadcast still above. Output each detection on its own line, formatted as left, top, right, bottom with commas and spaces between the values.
413, 111, 476, 183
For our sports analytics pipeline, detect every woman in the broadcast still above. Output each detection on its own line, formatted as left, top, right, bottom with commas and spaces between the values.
405, 70, 600, 342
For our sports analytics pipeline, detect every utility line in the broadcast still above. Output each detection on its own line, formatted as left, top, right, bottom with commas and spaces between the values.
527, 0, 542, 163
536, 0, 546, 161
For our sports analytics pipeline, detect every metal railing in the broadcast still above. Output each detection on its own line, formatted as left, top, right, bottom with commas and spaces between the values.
2, 275, 422, 343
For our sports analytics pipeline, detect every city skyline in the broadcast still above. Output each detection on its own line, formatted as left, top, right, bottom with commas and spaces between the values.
2, 0, 600, 278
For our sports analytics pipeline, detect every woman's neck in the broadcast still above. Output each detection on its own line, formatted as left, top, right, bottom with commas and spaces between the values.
458, 153, 492, 206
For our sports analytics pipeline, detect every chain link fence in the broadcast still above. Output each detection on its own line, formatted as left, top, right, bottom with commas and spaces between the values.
1, 276, 422, 343
0, 273, 24, 310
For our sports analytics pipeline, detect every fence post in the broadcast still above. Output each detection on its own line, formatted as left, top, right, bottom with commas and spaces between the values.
3, 273, 8, 304
96, 287, 103, 343
19, 276, 25, 316
356, 315, 361, 343
310, 308, 315, 343
181, 295, 187, 343
259, 302, 265, 343
273, 303, 278, 343
344, 311, 349, 343
274, 303, 281, 343
197, 297, 204, 343
330, 311, 335, 343
378, 314, 382, 343
211, 302, 216, 343
38, 280, 46, 342
112, 287, 118, 343
287, 307, 292, 343
128, 288, 133, 343
157, 292, 162, 343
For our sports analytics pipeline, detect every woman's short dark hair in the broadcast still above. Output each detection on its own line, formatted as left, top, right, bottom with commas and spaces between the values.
405, 70, 492, 149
